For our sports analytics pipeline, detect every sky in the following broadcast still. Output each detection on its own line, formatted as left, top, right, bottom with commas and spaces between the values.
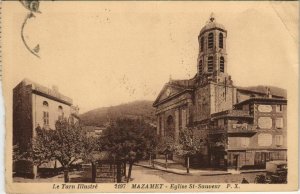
3, 1, 299, 113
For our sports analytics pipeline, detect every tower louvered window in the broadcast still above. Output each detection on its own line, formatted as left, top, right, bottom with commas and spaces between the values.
199, 60, 203, 74
208, 33, 214, 49
220, 57, 224, 73
219, 33, 223, 48
200, 37, 204, 51
208, 56, 213, 73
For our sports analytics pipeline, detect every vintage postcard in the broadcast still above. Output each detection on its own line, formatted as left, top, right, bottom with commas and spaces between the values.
2, 0, 299, 193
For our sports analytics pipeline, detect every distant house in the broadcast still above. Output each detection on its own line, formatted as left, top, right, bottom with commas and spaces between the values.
83, 126, 105, 137
13, 79, 79, 178
153, 14, 287, 170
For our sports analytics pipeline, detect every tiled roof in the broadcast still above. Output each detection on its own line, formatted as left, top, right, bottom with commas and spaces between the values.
234, 97, 287, 107
211, 109, 252, 120
237, 85, 287, 98
21, 78, 73, 105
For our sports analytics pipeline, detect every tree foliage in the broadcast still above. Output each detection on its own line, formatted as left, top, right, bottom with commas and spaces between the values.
174, 127, 204, 157
24, 119, 96, 182
98, 118, 158, 182
99, 118, 157, 161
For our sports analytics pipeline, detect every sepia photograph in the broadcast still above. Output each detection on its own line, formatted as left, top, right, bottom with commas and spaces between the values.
2, 0, 298, 193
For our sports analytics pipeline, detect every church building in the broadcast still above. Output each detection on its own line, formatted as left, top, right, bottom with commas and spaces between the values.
153, 14, 287, 170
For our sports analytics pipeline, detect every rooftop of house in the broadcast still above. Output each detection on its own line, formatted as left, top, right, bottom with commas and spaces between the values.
82, 125, 105, 132
237, 86, 287, 99
234, 97, 287, 107
211, 109, 253, 120
17, 78, 73, 105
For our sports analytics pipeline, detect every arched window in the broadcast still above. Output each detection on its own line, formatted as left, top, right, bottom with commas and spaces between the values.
219, 33, 223, 48
200, 37, 204, 51
43, 101, 49, 107
208, 56, 214, 73
220, 57, 224, 73
58, 105, 64, 119
208, 33, 214, 49
199, 60, 203, 74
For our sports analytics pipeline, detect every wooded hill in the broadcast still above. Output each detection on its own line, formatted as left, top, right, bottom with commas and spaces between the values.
79, 100, 156, 127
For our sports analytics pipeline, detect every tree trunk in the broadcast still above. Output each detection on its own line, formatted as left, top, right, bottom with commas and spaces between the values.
127, 162, 133, 183
116, 161, 122, 183
149, 154, 152, 166
91, 162, 96, 183
123, 161, 127, 178
64, 167, 69, 183
165, 154, 168, 169
187, 156, 190, 174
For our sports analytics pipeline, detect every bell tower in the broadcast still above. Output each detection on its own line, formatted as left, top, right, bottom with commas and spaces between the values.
194, 13, 236, 122
197, 13, 230, 85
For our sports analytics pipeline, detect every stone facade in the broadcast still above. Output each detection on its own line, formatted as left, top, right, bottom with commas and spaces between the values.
13, 79, 78, 177
153, 14, 287, 170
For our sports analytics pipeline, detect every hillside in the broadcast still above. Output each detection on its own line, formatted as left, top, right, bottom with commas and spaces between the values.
79, 100, 156, 127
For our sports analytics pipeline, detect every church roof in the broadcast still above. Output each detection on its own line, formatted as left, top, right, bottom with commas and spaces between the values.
153, 78, 196, 107
200, 13, 226, 35
168, 78, 195, 89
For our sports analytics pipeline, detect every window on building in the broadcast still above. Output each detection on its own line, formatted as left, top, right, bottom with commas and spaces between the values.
240, 137, 250, 148
58, 105, 64, 119
227, 152, 232, 166
208, 56, 213, 73
275, 135, 283, 146
276, 118, 283, 129
43, 111, 49, 125
208, 33, 214, 49
276, 105, 283, 112
199, 60, 203, 74
200, 37, 204, 51
43, 101, 49, 107
217, 119, 224, 128
220, 57, 224, 73
219, 33, 223, 48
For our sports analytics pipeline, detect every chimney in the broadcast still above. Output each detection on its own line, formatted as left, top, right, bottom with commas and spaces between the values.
266, 87, 272, 98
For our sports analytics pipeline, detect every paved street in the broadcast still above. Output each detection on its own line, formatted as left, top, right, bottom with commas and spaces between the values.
14, 165, 266, 183
130, 165, 265, 183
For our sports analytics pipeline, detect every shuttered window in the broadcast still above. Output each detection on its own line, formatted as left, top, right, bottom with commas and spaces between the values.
208, 56, 213, 73
220, 57, 224, 73
276, 118, 283, 129
275, 135, 283, 146
219, 33, 223, 48
199, 60, 203, 74
43, 111, 49, 125
208, 33, 214, 49
200, 37, 204, 51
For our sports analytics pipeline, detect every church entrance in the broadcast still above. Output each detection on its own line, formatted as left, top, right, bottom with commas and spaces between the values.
166, 115, 175, 138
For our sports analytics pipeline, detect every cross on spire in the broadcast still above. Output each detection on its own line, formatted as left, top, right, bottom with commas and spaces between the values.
210, 12, 215, 22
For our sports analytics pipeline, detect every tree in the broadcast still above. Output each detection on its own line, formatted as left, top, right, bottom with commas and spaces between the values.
99, 118, 157, 183
174, 127, 204, 173
156, 135, 176, 165
80, 135, 100, 182
142, 125, 159, 166
28, 119, 86, 182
